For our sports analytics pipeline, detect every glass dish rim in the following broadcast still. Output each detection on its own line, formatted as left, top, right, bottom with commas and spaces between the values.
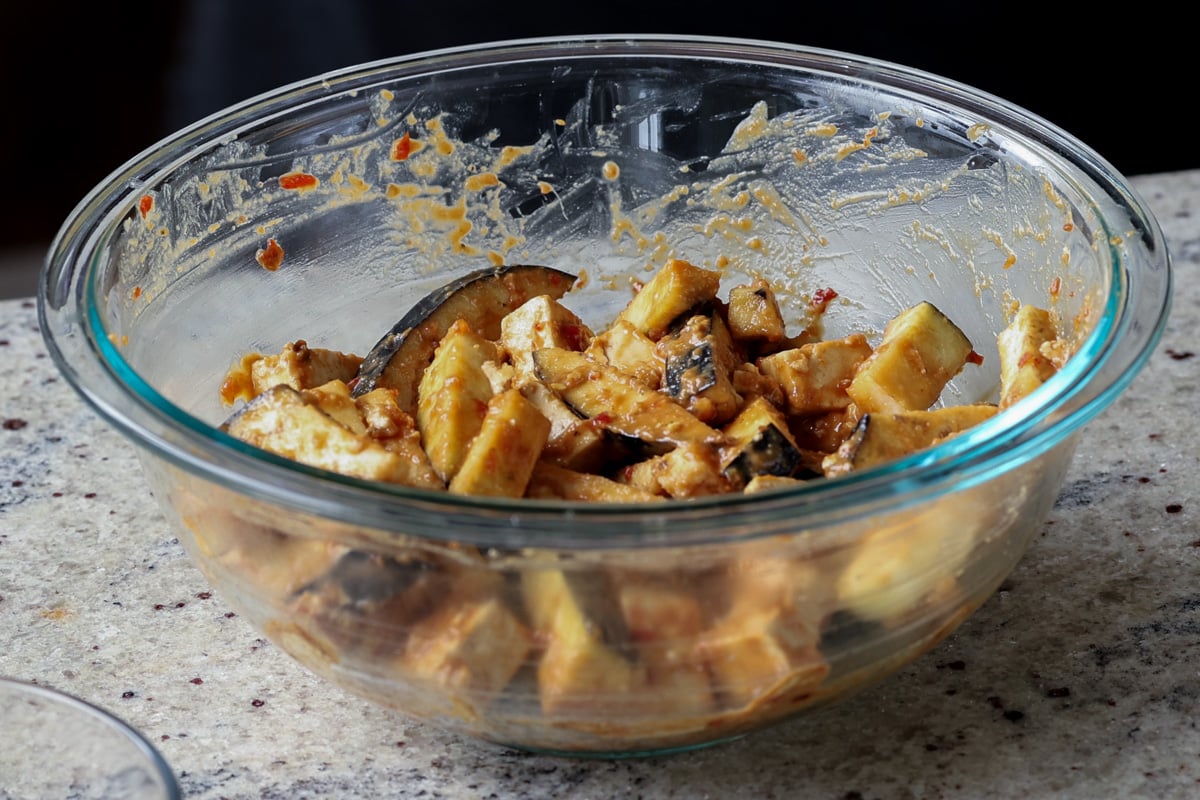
40, 34, 1173, 547
0, 676, 182, 799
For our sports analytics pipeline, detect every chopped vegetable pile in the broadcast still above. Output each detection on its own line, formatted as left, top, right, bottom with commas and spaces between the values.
219, 258, 1067, 501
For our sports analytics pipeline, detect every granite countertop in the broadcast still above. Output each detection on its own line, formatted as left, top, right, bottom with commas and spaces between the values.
2, 169, 1197, 799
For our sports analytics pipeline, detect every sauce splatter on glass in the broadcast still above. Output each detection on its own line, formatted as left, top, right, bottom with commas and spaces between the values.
256, 238, 285, 271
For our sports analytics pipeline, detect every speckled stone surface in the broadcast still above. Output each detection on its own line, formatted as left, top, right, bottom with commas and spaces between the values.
2, 169, 1198, 799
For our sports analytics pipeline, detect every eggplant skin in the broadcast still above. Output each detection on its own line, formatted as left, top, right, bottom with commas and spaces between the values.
351, 264, 576, 413
722, 424, 803, 485
663, 341, 717, 399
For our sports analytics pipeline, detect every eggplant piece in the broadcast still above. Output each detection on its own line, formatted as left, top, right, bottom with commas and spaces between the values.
821, 403, 999, 477
352, 264, 577, 413
663, 341, 716, 398
622, 441, 735, 499
542, 419, 640, 475
515, 377, 584, 441
726, 280, 788, 348
657, 310, 742, 425
222, 384, 445, 489
525, 461, 664, 503
723, 425, 801, 484
531, 347, 725, 449
302, 550, 433, 608
220, 340, 363, 406
720, 396, 804, 486
290, 550, 525, 700
515, 378, 633, 473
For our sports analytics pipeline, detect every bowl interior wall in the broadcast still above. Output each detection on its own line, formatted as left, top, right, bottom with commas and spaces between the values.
96, 52, 1110, 424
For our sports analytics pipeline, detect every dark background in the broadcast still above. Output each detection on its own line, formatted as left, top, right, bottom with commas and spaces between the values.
5, 1, 1191, 252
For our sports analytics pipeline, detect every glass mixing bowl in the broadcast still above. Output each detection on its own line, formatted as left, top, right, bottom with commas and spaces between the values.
39, 35, 1171, 756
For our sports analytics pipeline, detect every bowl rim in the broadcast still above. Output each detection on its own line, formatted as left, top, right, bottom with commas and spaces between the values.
39, 34, 1174, 548
0, 676, 182, 798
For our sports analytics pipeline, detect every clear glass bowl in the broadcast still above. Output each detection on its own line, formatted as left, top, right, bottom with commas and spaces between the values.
0, 678, 181, 799
39, 35, 1172, 756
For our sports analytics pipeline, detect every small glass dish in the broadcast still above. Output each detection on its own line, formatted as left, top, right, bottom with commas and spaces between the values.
0, 677, 181, 800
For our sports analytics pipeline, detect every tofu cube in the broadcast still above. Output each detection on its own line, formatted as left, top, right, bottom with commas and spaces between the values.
758, 334, 873, 415
997, 304, 1060, 409
500, 295, 592, 379
416, 320, 500, 482
448, 388, 551, 498
402, 593, 532, 715
847, 302, 974, 413
617, 259, 722, 340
